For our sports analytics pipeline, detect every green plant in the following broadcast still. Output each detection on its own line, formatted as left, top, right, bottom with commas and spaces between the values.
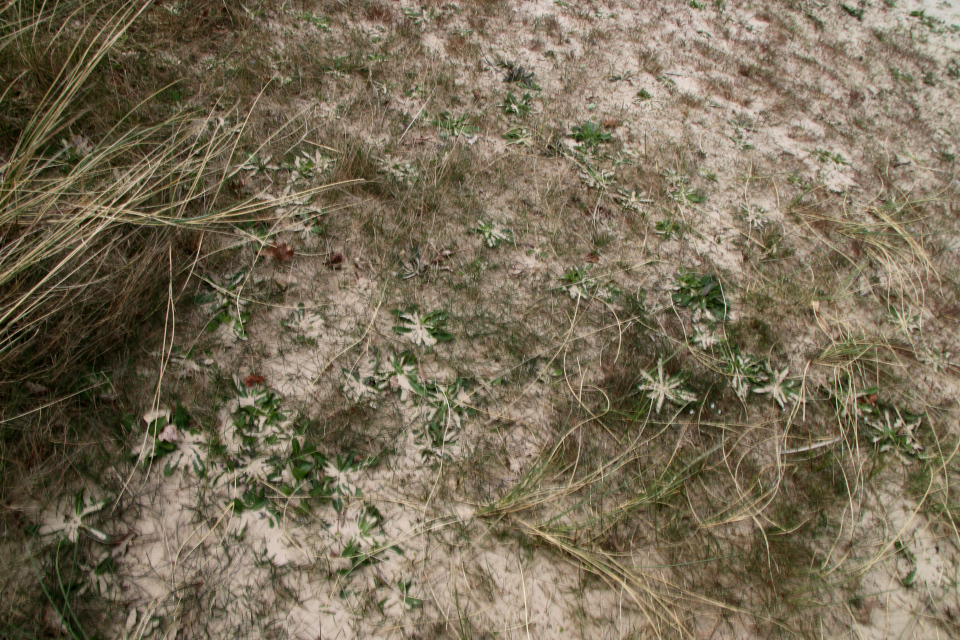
498, 60, 540, 89
500, 92, 533, 117
671, 271, 728, 322
752, 363, 800, 410
636, 357, 697, 413
474, 220, 514, 247
721, 348, 767, 400
655, 218, 683, 238
432, 112, 478, 139
840, 4, 865, 20
810, 148, 851, 165
571, 120, 612, 146
559, 265, 599, 300
392, 308, 454, 347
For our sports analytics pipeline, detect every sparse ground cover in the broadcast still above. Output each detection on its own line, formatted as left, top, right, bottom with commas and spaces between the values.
2, 0, 960, 638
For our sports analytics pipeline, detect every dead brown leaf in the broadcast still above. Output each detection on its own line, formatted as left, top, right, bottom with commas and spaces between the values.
264, 242, 294, 262
243, 374, 264, 387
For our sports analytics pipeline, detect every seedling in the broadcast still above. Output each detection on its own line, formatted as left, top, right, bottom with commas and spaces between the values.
571, 120, 612, 146
886, 305, 921, 335
671, 270, 728, 322
810, 148, 850, 166
503, 126, 533, 145
691, 323, 723, 349
721, 349, 767, 400
559, 265, 600, 300
668, 185, 707, 205
403, 6, 437, 24
580, 166, 615, 189
615, 188, 651, 212
840, 4, 864, 20
392, 308, 454, 347
474, 220, 514, 247
378, 156, 418, 185
655, 218, 683, 239
432, 112, 477, 139
862, 405, 925, 461
636, 88, 653, 100
499, 60, 539, 89
195, 271, 251, 341
753, 363, 801, 410
38, 490, 109, 544
501, 92, 533, 118
636, 358, 697, 413
739, 204, 768, 231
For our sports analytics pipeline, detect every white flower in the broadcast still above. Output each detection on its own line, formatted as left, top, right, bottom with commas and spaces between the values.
637, 358, 697, 414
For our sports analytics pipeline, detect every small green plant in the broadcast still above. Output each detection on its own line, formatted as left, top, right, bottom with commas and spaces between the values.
861, 405, 925, 462
739, 204, 767, 231
137, 405, 207, 476
889, 67, 914, 83
753, 363, 801, 410
668, 185, 707, 205
299, 11, 330, 30
616, 188, 650, 212
671, 271, 728, 322
38, 490, 109, 544
636, 88, 653, 100
636, 357, 697, 413
948, 59, 960, 79
378, 155, 418, 185
195, 271, 251, 340
432, 112, 478, 139
607, 70, 636, 82
503, 126, 533, 145
721, 349, 767, 400
501, 92, 533, 117
580, 166, 615, 189
392, 308, 454, 347
810, 148, 850, 166
886, 305, 921, 335
691, 323, 723, 349
499, 59, 540, 89
559, 265, 599, 300
909, 9, 943, 30
474, 220, 515, 247
286, 148, 335, 182
571, 120, 612, 146
840, 4, 864, 20
403, 6, 437, 24
655, 218, 683, 238
240, 153, 280, 176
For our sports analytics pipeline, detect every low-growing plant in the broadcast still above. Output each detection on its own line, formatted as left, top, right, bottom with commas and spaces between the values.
571, 120, 612, 146
498, 59, 540, 89
500, 91, 533, 117
671, 270, 728, 322
392, 308, 454, 347
636, 357, 697, 413
474, 220, 515, 247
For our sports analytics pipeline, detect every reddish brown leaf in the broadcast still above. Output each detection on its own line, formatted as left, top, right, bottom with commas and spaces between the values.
585, 252, 600, 263
863, 394, 878, 406
602, 117, 620, 129
264, 242, 294, 262
324, 252, 345, 270
243, 374, 264, 387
